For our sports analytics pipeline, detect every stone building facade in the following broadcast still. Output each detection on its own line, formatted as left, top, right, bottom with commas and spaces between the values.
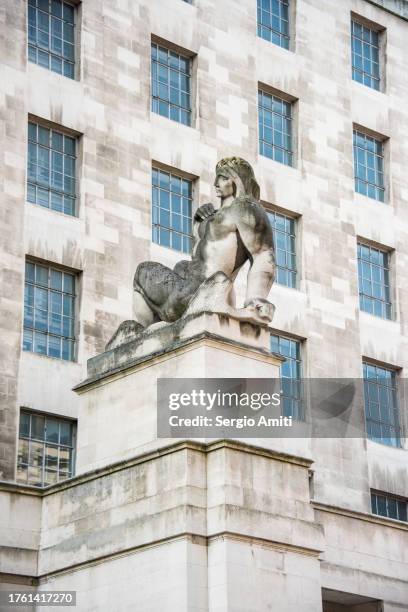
0, 0, 407, 610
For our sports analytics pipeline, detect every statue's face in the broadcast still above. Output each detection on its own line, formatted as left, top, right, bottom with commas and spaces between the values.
214, 173, 235, 199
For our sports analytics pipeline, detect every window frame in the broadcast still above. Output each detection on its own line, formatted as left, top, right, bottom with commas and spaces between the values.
353, 127, 387, 204
151, 164, 194, 254
257, 0, 291, 51
363, 360, 402, 448
151, 37, 194, 128
27, 118, 79, 217
17, 408, 77, 488
270, 332, 304, 420
357, 241, 392, 320
264, 206, 298, 289
258, 84, 297, 168
27, 0, 77, 80
350, 13, 386, 93
371, 490, 408, 522
23, 259, 78, 362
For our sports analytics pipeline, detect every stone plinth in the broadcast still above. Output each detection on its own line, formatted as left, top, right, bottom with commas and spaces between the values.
74, 313, 284, 475
85, 312, 275, 380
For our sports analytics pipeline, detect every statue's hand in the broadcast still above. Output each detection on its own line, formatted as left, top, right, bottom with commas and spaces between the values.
244, 298, 275, 323
194, 203, 215, 222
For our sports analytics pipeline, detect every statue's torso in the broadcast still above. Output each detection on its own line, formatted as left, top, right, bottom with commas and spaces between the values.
194, 198, 252, 278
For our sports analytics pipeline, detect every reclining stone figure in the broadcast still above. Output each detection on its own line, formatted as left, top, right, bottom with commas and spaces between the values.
107, 157, 276, 349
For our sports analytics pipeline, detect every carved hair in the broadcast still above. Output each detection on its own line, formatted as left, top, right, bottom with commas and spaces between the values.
215, 157, 260, 200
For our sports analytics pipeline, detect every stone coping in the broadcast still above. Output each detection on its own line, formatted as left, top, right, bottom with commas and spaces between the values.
1, 531, 322, 585
312, 500, 408, 531
366, 0, 408, 20
2, 440, 407, 531
0, 439, 312, 498
74, 330, 284, 391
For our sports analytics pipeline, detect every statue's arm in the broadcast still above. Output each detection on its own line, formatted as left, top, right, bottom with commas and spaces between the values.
192, 203, 215, 254
234, 204, 275, 306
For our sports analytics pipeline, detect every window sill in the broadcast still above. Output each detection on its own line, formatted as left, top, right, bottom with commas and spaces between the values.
367, 437, 406, 452
21, 348, 78, 366
359, 310, 397, 325
351, 78, 387, 95
256, 34, 293, 54
150, 111, 196, 132
27, 60, 80, 83
354, 191, 389, 207
259, 153, 298, 173
26, 200, 80, 220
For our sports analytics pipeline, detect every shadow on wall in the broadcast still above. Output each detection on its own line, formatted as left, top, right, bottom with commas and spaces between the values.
322, 589, 383, 612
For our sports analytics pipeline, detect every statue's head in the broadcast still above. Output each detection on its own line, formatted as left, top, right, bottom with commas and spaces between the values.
214, 157, 260, 201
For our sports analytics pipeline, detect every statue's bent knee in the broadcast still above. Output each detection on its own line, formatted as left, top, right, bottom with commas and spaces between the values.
134, 261, 152, 292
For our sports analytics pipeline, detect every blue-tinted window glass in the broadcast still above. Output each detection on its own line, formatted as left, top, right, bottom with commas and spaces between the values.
28, 0, 75, 79
371, 492, 407, 522
27, 122, 76, 216
353, 130, 385, 202
257, 0, 290, 50
259, 90, 293, 166
151, 43, 192, 126
23, 261, 76, 361
152, 168, 192, 254
267, 210, 296, 288
357, 243, 391, 319
351, 20, 380, 91
363, 362, 401, 447
17, 409, 75, 487
271, 334, 303, 420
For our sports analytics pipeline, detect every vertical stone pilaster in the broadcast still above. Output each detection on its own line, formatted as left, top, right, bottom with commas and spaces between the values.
0, 1, 27, 480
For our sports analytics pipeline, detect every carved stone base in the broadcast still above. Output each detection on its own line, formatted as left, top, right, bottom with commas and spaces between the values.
88, 311, 275, 381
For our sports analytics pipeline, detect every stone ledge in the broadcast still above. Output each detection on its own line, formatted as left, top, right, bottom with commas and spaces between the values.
366, 0, 408, 20
0, 572, 39, 586
78, 312, 282, 387
313, 500, 408, 531
75, 332, 283, 391
0, 439, 313, 498
12, 531, 322, 584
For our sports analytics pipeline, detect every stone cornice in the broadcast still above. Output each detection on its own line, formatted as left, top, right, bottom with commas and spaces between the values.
365, 0, 408, 20
74, 330, 283, 392
0, 439, 313, 498
313, 500, 408, 531
1, 531, 321, 585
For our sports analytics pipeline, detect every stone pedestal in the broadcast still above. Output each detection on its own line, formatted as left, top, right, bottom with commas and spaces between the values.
1, 313, 404, 611
74, 313, 289, 474
64, 314, 324, 611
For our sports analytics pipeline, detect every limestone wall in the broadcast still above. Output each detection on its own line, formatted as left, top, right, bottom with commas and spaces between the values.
0, 441, 407, 609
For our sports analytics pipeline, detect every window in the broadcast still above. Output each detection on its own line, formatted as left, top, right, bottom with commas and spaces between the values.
363, 362, 401, 447
257, 0, 290, 49
271, 334, 303, 419
23, 261, 76, 361
267, 210, 296, 288
259, 90, 293, 166
357, 243, 391, 319
151, 43, 192, 126
371, 491, 407, 522
152, 167, 193, 253
351, 20, 380, 91
353, 130, 385, 202
17, 410, 75, 487
27, 121, 77, 216
27, 0, 75, 79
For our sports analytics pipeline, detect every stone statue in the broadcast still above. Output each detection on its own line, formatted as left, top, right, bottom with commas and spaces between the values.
107, 157, 276, 350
